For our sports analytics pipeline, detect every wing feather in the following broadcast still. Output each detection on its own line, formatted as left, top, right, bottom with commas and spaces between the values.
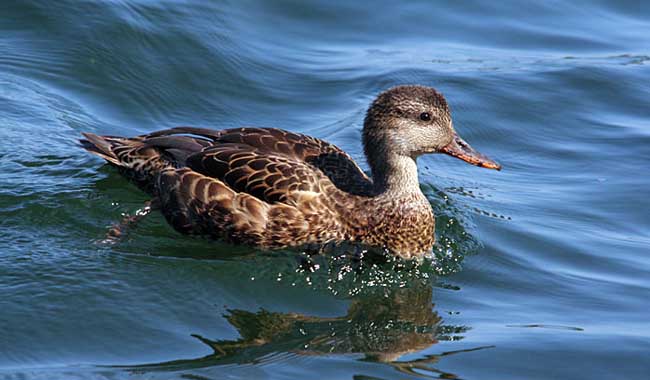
186, 144, 322, 204
143, 127, 373, 195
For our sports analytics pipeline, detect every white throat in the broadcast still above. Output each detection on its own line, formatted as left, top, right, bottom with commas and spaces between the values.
373, 154, 422, 195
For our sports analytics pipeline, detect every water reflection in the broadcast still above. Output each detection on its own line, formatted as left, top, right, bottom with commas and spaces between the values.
127, 283, 490, 378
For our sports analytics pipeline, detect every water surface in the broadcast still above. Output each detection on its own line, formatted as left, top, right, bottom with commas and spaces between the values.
1, 1, 649, 379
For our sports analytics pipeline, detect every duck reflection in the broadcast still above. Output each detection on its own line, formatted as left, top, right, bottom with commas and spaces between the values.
131, 283, 490, 377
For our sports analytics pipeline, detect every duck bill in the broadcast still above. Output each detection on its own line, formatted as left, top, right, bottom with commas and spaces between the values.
441, 134, 501, 170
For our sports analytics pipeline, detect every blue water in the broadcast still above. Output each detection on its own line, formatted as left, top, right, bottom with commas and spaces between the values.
1, 1, 649, 379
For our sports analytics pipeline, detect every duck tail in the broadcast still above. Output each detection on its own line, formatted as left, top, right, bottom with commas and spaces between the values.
80, 132, 123, 166
81, 132, 173, 194
81, 130, 212, 195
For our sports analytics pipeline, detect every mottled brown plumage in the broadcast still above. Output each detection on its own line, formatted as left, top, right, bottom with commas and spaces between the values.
81, 85, 500, 259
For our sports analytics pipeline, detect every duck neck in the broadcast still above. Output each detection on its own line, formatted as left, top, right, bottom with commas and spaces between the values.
368, 152, 423, 197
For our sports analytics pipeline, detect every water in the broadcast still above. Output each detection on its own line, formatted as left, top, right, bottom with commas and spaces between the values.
1, 1, 649, 379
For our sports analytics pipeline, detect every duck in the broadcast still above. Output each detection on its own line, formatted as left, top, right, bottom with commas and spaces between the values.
81, 85, 500, 259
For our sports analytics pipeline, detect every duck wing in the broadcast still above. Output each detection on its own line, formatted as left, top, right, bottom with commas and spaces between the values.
147, 127, 374, 196
184, 142, 324, 204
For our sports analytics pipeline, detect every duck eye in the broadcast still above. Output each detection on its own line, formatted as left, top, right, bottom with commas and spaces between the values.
419, 112, 431, 121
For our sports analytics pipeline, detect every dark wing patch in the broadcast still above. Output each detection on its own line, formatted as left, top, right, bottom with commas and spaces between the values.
305, 152, 374, 196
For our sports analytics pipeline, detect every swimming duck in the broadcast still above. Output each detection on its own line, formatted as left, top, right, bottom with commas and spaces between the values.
81, 85, 500, 259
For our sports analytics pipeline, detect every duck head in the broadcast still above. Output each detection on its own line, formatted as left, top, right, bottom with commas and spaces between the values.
363, 85, 501, 171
